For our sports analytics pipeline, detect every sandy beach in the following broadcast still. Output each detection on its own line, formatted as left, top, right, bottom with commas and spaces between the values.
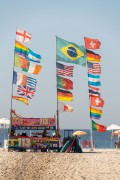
0, 149, 120, 180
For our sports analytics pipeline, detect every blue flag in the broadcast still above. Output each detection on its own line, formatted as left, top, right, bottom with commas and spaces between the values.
27, 48, 42, 63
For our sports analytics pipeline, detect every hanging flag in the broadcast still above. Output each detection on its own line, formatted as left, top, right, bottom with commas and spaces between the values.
57, 88, 73, 101
13, 71, 27, 86
17, 86, 35, 99
14, 54, 29, 69
16, 28, 32, 43
22, 62, 42, 74
11, 109, 21, 117
90, 107, 103, 120
92, 120, 107, 132
88, 73, 101, 86
87, 61, 101, 74
56, 62, 74, 77
12, 96, 28, 105
15, 41, 29, 58
58, 101, 74, 112
26, 77, 37, 89
89, 86, 100, 96
90, 95, 104, 107
86, 49, 101, 62
27, 48, 42, 63
57, 76, 73, 90
56, 36, 86, 66
84, 37, 101, 50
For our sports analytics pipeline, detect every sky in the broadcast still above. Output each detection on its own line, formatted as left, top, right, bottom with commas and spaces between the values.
0, 0, 120, 129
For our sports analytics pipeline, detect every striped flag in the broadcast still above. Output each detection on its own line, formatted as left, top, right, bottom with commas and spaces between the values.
27, 77, 37, 89
88, 85, 100, 96
27, 48, 42, 63
87, 62, 101, 74
56, 62, 74, 77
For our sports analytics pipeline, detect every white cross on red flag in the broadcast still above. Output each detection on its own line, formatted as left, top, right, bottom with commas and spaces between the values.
16, 28, 32, 43
84, 37, 101, 50
90, 95, 104, 107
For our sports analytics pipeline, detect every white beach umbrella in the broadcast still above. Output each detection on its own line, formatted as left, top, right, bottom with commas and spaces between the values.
107, 124, 120, 130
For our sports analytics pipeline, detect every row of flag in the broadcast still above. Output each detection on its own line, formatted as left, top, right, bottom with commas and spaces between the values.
84, 37, 107, 132
12, 28, 42, 105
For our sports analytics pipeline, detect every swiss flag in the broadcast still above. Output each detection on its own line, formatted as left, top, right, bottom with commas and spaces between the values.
90, 95, 104, 107
84, 37, 101, 50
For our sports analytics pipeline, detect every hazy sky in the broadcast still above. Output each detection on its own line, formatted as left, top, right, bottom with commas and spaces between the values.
0, 0, 120, 129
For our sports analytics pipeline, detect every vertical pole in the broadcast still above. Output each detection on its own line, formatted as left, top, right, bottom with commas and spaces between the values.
90, 119, 93, 151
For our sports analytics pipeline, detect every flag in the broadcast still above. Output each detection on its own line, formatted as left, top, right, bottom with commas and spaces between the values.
13, 71, 27, 86
26, 77, 37, 89
14, 54, 29, 69
89, 85, 100, 96
90, 95, 104, 107
56, 36, 86, 66
88, 73, 101, 86
57, 76, 73, 90
27, 48, 42, 63
15, 41, 29, 58
17, 86, 35, 99
92, 120, 107, 132
11, 109, 21, 117
86, 49, 101, 62
84, 37, 101, 50
90, 107, 103, 120
58, 101, 74, 112
56, 62, 74, 77
87, 62, 101, 74
12, 96, 28, 105
22, 62, 42, 74
57, 88, 73, 101
16, 28, 32, 43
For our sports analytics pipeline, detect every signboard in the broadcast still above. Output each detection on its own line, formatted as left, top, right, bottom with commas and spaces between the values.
12, 117, 56, 130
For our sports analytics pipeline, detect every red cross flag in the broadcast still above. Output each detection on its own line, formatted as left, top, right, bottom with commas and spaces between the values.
84, 37, 101, 50
16, 28, 32, 43
90, 95, 104, 107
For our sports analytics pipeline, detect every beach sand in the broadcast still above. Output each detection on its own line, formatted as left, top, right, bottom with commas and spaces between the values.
0, 149, 120, 180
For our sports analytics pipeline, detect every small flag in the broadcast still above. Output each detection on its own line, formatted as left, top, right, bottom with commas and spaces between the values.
13, 71, 27, 86
27, 48, 42, 63
92, 120, 107, 132
86, 49, 101, 62
90, 107, 103, 120
14, 54, 29, 69
57, 88, 73, 101
16, 28, 32, 43
87, 62, 101, 74
89, 86, 100, 96
90, 95, 104, 108
27, 77, 37, 89
56, 62, 74, 77
58, 101, 74, 112
84, 37, 101, 50
57, 76, 73, 90
15, 41, 29, 58
22, 62, 42, 74
12, 96, 28, 105
88, 73, 101, 86
17, 86, 35, 99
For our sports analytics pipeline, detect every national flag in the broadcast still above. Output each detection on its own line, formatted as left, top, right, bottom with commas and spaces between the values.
87, 62, 101, 74
90, 107, 103, 120
15, 41, 29, 58
58, 101, 74, 112
26, 77, 37, 89
57, 76, 73, 90
92, 120, 107, 132
12, 96, 28, 105
84, 37, 101, 50
86, 49, 101, 62
22, 62, 42, 74
17, 86, 35, 99
16, 28, 32, 43
90, 95, 104, 107
56, 62, 74, 77
88, 73, 101, 86
14, 54, 29, 69
89, 85, 100, 96
57, 88, 73, 101
27, 48, 42, 63
13, 71, 27, 86
56, 36, 86, 66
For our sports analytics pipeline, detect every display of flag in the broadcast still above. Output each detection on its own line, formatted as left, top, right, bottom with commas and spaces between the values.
22, 62, 42, 74
26, 77, 37, 89
90, 107, 103, 120
56, 62, 74, 77
57, 76, 73, 90
92, 120, 107, 132
14, 54, 29, 69
27, 48, 42, 63
86, 49, 101, 62
56, 36, 86, 66
90, 95, 104, 108
87, 62, 101, 74
17, 86, 35, 99
57, 88, 73, 101
15, 41, 29, 58
12, 96, 28, 105
13, 71, 27, 86
58, 101, 74, 112
84, 37, 101, 50
16, 28, 32, 43
11, 109, 21, 117
89, 86, 100, 96
88, 73, 101, 86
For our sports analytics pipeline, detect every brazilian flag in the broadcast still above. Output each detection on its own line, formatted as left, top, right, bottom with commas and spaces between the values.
56, 36, 86, 66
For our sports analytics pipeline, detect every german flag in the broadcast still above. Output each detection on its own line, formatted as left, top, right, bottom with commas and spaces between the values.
57, 88, 73, 101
